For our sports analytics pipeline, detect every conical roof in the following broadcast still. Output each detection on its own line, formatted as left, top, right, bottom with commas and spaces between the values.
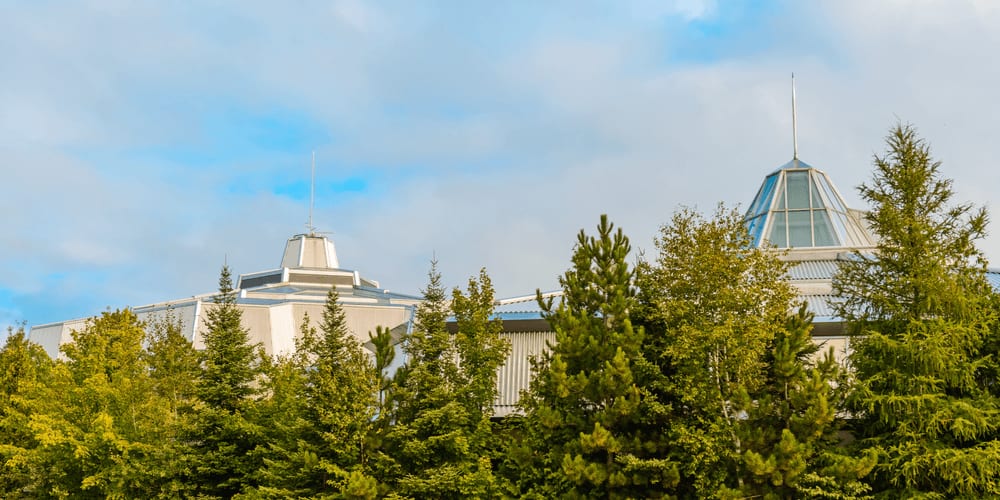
745, 158, 875, 250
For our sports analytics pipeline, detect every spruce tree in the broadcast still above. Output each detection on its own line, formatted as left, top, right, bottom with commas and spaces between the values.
451, 269, 509, 422
377, 262, 503, 498
255, 288, 379, 498
833, 124, 1000, 497
512, 215, 678, 498
187, 265, 265, 498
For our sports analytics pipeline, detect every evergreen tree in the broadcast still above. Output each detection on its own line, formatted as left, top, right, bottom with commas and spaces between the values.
186, 265, 265, 498
255, 288, 379, 498
369, 325, 396, 418
512, 215, 678, 498
144, 311, 203, 496
451, 269, 509, 422
377, 262, 504, 498
742, 306, 875, 500
832, 124, 1000, 497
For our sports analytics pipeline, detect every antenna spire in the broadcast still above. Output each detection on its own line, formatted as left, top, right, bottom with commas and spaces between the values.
307, 151, 317, 235
791, 72, 799, 161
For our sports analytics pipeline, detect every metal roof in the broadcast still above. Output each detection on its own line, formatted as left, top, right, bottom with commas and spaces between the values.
799, 294, 841, 320
787, 260, 842, 280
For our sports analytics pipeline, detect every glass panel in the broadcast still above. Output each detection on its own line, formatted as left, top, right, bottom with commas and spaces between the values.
775, 181, 785, 210
829, 211, 850, 245
768, 212, 787, 248
785, 171, 810, 209
819, 175, 847, 213
813, 210, 838, 246
749, 174, 778, 216
811, 174, 825, 209
746, 215, 766, 246
788, 211, 812, 247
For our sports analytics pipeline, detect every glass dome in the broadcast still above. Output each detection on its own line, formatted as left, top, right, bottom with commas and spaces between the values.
745, 159, 875, 249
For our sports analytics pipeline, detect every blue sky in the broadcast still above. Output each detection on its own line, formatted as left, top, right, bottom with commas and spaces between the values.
5, 1, 1000, 338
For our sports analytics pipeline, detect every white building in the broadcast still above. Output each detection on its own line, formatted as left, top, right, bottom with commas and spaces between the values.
29, 233, 421, 362
31, 151, 1000, 417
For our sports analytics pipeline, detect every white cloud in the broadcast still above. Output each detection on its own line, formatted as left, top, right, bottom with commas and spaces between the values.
671, 0, 717, 21
4, 1, 1000, 327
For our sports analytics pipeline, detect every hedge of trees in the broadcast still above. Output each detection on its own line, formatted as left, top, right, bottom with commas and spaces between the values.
2, 124, 1000, 498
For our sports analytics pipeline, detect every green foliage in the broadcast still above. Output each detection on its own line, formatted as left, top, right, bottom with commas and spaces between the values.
637, 205, 796, 496
451, 269, 509, 421
377, 262, 507, 498
636, 205, 872, 498
0, 325, 54, 494
7, 310, 185, 497
145, 310, 200, 421
833, 124, 1000, 497
186, 265, 265, 498
369, 324, 396, 416
198, 265, 261, 411
254, 288, 379, 497
511, 215, 678, 498
741, 306, 875, 500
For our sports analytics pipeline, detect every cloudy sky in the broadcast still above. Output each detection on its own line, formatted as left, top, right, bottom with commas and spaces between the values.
4, 0, 1000, 337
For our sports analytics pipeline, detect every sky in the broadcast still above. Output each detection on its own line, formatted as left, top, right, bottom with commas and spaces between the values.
5, 0, 1000, 338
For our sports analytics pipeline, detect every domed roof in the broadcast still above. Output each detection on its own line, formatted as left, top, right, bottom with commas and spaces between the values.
745, 158, 876, 250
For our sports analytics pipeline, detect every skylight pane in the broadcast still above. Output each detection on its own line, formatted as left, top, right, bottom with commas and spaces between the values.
775, 181, 786, 210
769, 212, 787, 248
786, 171, 809, 209
813, 210, 838, 246
749, 175, 777, 216
819, 175, 847, 213
747, 215, 767, 246
811, 175, 825, 209
829, 211, 850, 244
788, 211, 812, 247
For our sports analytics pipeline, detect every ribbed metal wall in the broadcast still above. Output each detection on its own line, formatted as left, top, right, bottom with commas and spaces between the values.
494, 331, 554, 416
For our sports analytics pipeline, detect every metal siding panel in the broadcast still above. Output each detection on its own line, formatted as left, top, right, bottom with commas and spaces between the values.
494, 331, 554, 414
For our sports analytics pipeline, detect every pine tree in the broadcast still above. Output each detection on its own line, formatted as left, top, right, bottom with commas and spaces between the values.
833, 124, 1000, 497
187, 265, 265, 498
511, 215, 678, 498
742, 306, 875, 499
